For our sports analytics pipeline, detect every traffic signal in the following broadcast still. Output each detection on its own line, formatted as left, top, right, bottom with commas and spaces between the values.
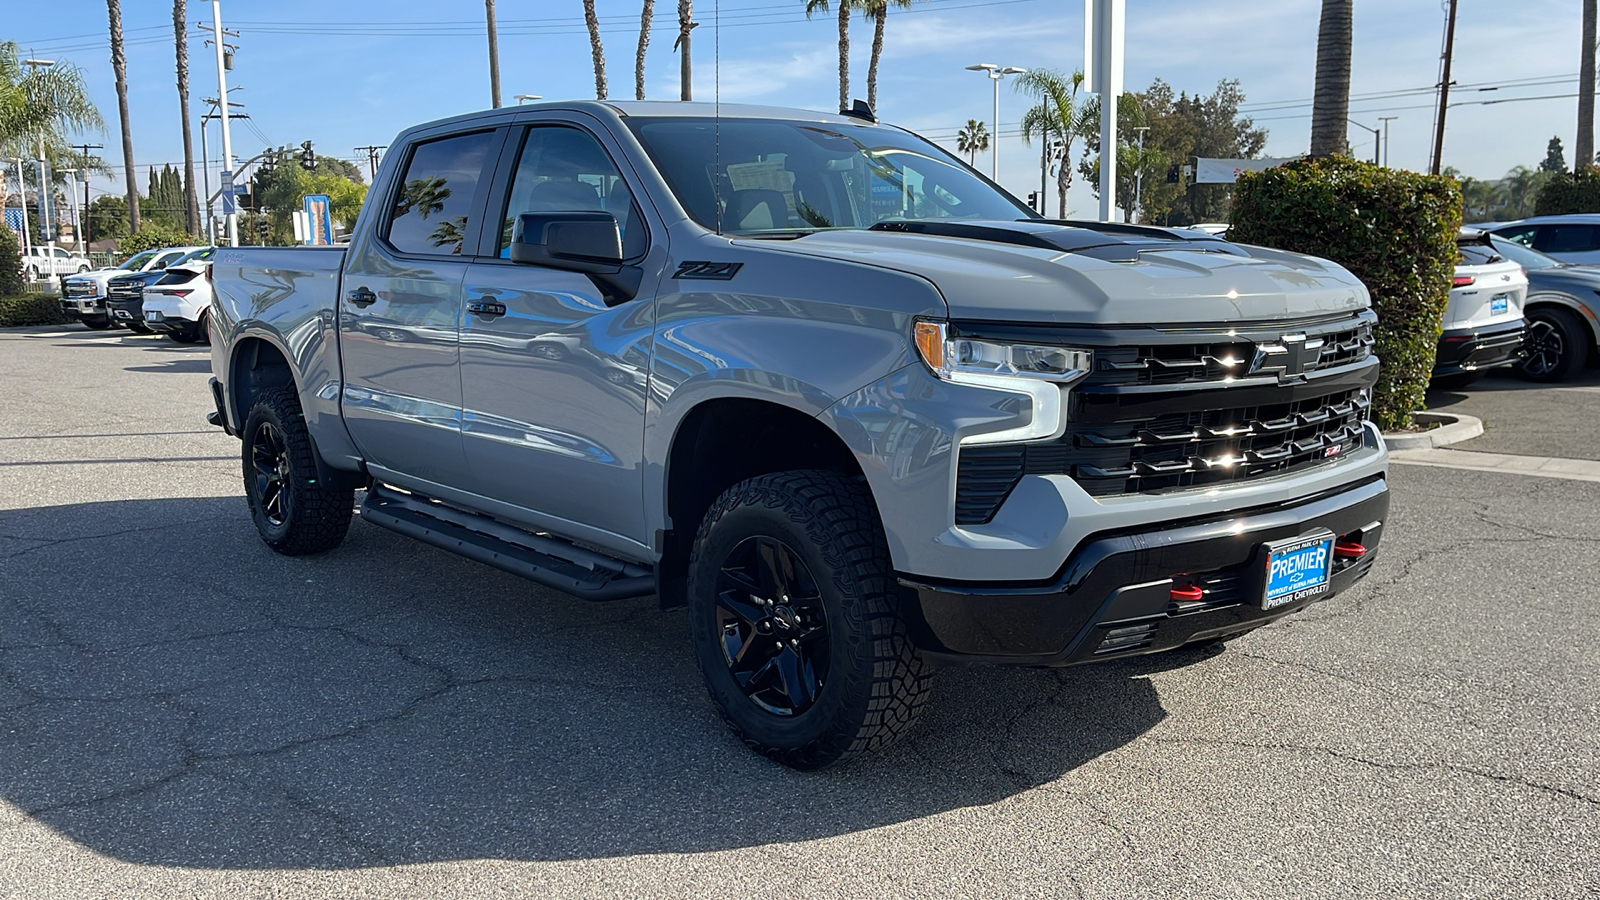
257, 219, 270, 239
260, 147, 276, 172
299, 140, 316, 171
1166, 164, 1181, 184
1027, 191, 1039, 212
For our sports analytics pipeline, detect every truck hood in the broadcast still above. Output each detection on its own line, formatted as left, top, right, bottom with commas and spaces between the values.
737, 220, 1368, 326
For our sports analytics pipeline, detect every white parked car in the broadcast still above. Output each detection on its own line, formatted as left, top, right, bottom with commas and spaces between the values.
141, 253, 216, 343
59, 246, 207, 329
1432, 229, 1529, 386
1486, 214, 1600, 265
23, 246, 92, 278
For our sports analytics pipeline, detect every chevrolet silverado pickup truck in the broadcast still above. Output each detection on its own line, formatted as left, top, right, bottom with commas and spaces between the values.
208, 101, 1389, 769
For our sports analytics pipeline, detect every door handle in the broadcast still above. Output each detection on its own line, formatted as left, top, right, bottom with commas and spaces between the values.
346, 286, 377, 307
467, 298, 507, 317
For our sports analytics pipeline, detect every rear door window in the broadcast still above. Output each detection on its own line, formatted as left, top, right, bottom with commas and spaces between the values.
1494, 224, 1538, 247
386, 130, 497, 256
1534, 224, 1600, 253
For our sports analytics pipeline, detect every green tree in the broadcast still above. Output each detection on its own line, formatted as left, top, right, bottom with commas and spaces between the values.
252, 162, 368, 245
0, 223, 24, 297
676, 0, 693, 100
806, 0, 852, 112
1112, 78, 1267, 226
1309, 0, 1353, 157
956, 119, 988, 166
87, 194, 128, 238
312, 155, 365, 185
118, 222, 199, 255
635, 0, 653, 100
1541, 136, 1567, 173
1014, 68, 1086, 218
174, 0, 199, 233
0, 42, 103, 214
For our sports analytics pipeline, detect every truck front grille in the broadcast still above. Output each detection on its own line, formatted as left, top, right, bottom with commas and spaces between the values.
64, 281, 99, 298
952, 314, 1380, 525
107, 282, 143, 300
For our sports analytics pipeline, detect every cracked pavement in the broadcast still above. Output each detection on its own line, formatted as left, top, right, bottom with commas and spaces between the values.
1, 325, 1597, 899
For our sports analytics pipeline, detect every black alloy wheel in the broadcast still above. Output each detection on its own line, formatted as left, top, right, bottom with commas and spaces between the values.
1519, 307, 1589, 382
687, 470, 931, 769
714, 536, 830, 716
241, 387, 353, 555
250, 420, 293, 528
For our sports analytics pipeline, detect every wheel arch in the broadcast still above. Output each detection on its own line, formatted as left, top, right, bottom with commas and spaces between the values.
656, 397, 874, 609
227, 334, 298, 431
1524, 292, 1600, 354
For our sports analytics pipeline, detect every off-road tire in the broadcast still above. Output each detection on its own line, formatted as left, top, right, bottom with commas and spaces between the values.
168, 327, 200, 344
687, 470, 932, 769
242, 387, 353, 556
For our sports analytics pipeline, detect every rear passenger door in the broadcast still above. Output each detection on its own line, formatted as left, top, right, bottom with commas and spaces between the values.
1532, 224, 1600, 264
339, 127, 505, 486
455, 118, 664, 552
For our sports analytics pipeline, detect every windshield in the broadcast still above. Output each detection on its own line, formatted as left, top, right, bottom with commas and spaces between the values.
1488, 235, 1560, 270
117, 250, 158, 270
625, 117, 1034, 234
171, 248, 215, 266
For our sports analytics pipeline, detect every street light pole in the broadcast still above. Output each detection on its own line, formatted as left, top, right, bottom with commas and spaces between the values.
22, 59, 57, 271
12, 159, 32, 264
60, 168, 83, 252
1348, 118, 1380, 165
1378, 116, 1398, 168
966, 64, 1026, 184
210, 0, 238, 247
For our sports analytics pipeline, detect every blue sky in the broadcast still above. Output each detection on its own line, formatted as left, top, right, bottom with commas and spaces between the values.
9, 0, 1589, 218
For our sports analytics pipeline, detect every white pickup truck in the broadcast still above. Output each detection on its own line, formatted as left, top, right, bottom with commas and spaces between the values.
23, 246, 92, 279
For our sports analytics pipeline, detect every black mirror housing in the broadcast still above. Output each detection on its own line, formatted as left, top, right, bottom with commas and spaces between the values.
509, 211, 624, 273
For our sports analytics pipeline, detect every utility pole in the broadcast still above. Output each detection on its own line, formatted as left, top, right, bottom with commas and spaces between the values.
201, 1, 240, 246
1133, 125, 1149, 223
71, 143, 102, 243
60, 168, 84, 252
1378, 116, 1398, 168
11, 160, 32, 262
1085, 0, 1126, 221
355, 145, 386, 181
485, 0, 502, 108
1430, 0, 1458, 175
1579, 0, 1596, 171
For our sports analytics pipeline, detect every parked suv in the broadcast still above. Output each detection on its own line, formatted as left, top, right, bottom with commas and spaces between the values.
141, 248, 217, 343
1433, 229, 1528, 386
1488, 215, 1600, 265
1485, 235, 1600, 382
208, 101, 1389, 768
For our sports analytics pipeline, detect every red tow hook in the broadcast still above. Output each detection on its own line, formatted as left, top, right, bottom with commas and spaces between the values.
1334, 540, 1367, 559
1170, 584, 1204, 602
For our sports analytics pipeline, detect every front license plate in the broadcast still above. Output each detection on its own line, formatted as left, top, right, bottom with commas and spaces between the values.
1262, 532, 1334, 610
1490, 293, 1510, 315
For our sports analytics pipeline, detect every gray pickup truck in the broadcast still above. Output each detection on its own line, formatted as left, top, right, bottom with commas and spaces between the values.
208, 101, 1389, 768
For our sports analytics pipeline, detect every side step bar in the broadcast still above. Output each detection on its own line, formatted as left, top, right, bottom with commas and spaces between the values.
360, 485, 656, 601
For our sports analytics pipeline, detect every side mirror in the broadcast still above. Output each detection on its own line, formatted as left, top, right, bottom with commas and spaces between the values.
509, 211, 623, 273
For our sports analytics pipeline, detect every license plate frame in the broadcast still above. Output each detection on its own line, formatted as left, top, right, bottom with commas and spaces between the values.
1490, 293, 1510, 315
1261, 530, 1335, 610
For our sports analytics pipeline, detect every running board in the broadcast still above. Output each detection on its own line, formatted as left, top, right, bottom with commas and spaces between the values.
359, 485, 656, 601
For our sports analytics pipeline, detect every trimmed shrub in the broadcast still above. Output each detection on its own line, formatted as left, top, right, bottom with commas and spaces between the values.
1533, 165, 1600, 215
118, 224, 203, 257
0, 225, 24, 298
1229, 157, 1461, 431
0, 294, 69, 328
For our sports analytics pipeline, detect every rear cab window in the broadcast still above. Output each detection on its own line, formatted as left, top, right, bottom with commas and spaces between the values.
385, 131, 498, 256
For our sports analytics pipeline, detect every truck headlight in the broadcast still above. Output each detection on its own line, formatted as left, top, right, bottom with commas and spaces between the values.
913, 320, 1093, 445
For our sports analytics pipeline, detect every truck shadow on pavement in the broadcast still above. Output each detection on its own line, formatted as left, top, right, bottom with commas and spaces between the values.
0, 496, 1171, 869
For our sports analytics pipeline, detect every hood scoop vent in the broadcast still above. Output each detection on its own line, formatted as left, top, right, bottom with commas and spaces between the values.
868, 219, 1245, 262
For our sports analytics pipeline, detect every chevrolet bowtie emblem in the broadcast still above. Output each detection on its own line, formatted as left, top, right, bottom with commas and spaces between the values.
1249, 333, 1323, 378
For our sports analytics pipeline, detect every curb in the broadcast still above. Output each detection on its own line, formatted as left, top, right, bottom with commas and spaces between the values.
1381, 411, 1483, 451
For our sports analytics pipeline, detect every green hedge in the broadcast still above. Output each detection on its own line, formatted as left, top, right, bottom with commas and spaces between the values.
119, 224, 204, 257
1534, 166, 1600, 215
0, 294, 69, 327
1229, 156, 1461, 431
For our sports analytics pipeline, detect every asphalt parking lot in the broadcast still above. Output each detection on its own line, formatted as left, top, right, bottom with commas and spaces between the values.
1, 326, 1597, 899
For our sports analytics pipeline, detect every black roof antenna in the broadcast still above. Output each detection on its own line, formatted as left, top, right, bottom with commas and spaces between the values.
840, 99, 876, 123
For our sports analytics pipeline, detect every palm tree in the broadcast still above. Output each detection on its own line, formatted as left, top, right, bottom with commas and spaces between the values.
956, 119, 988, 166
0, 42, 103, 223
860, 0, 917, 114
174, 0, 198, 234
676, 0, 694, 100
1308, 0, 1352, 157
805, 0, 852, 112
582, 0, 608, 100
107, 0, 141, 231
636, 0, 654, 100
1014, 68, 1085, 218
1579, 0, 1596, 171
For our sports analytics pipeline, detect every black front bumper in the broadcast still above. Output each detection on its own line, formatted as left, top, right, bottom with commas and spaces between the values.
106, 297, 145, 327
899, 475, 1389, 666
1433, 319, 1525, 376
